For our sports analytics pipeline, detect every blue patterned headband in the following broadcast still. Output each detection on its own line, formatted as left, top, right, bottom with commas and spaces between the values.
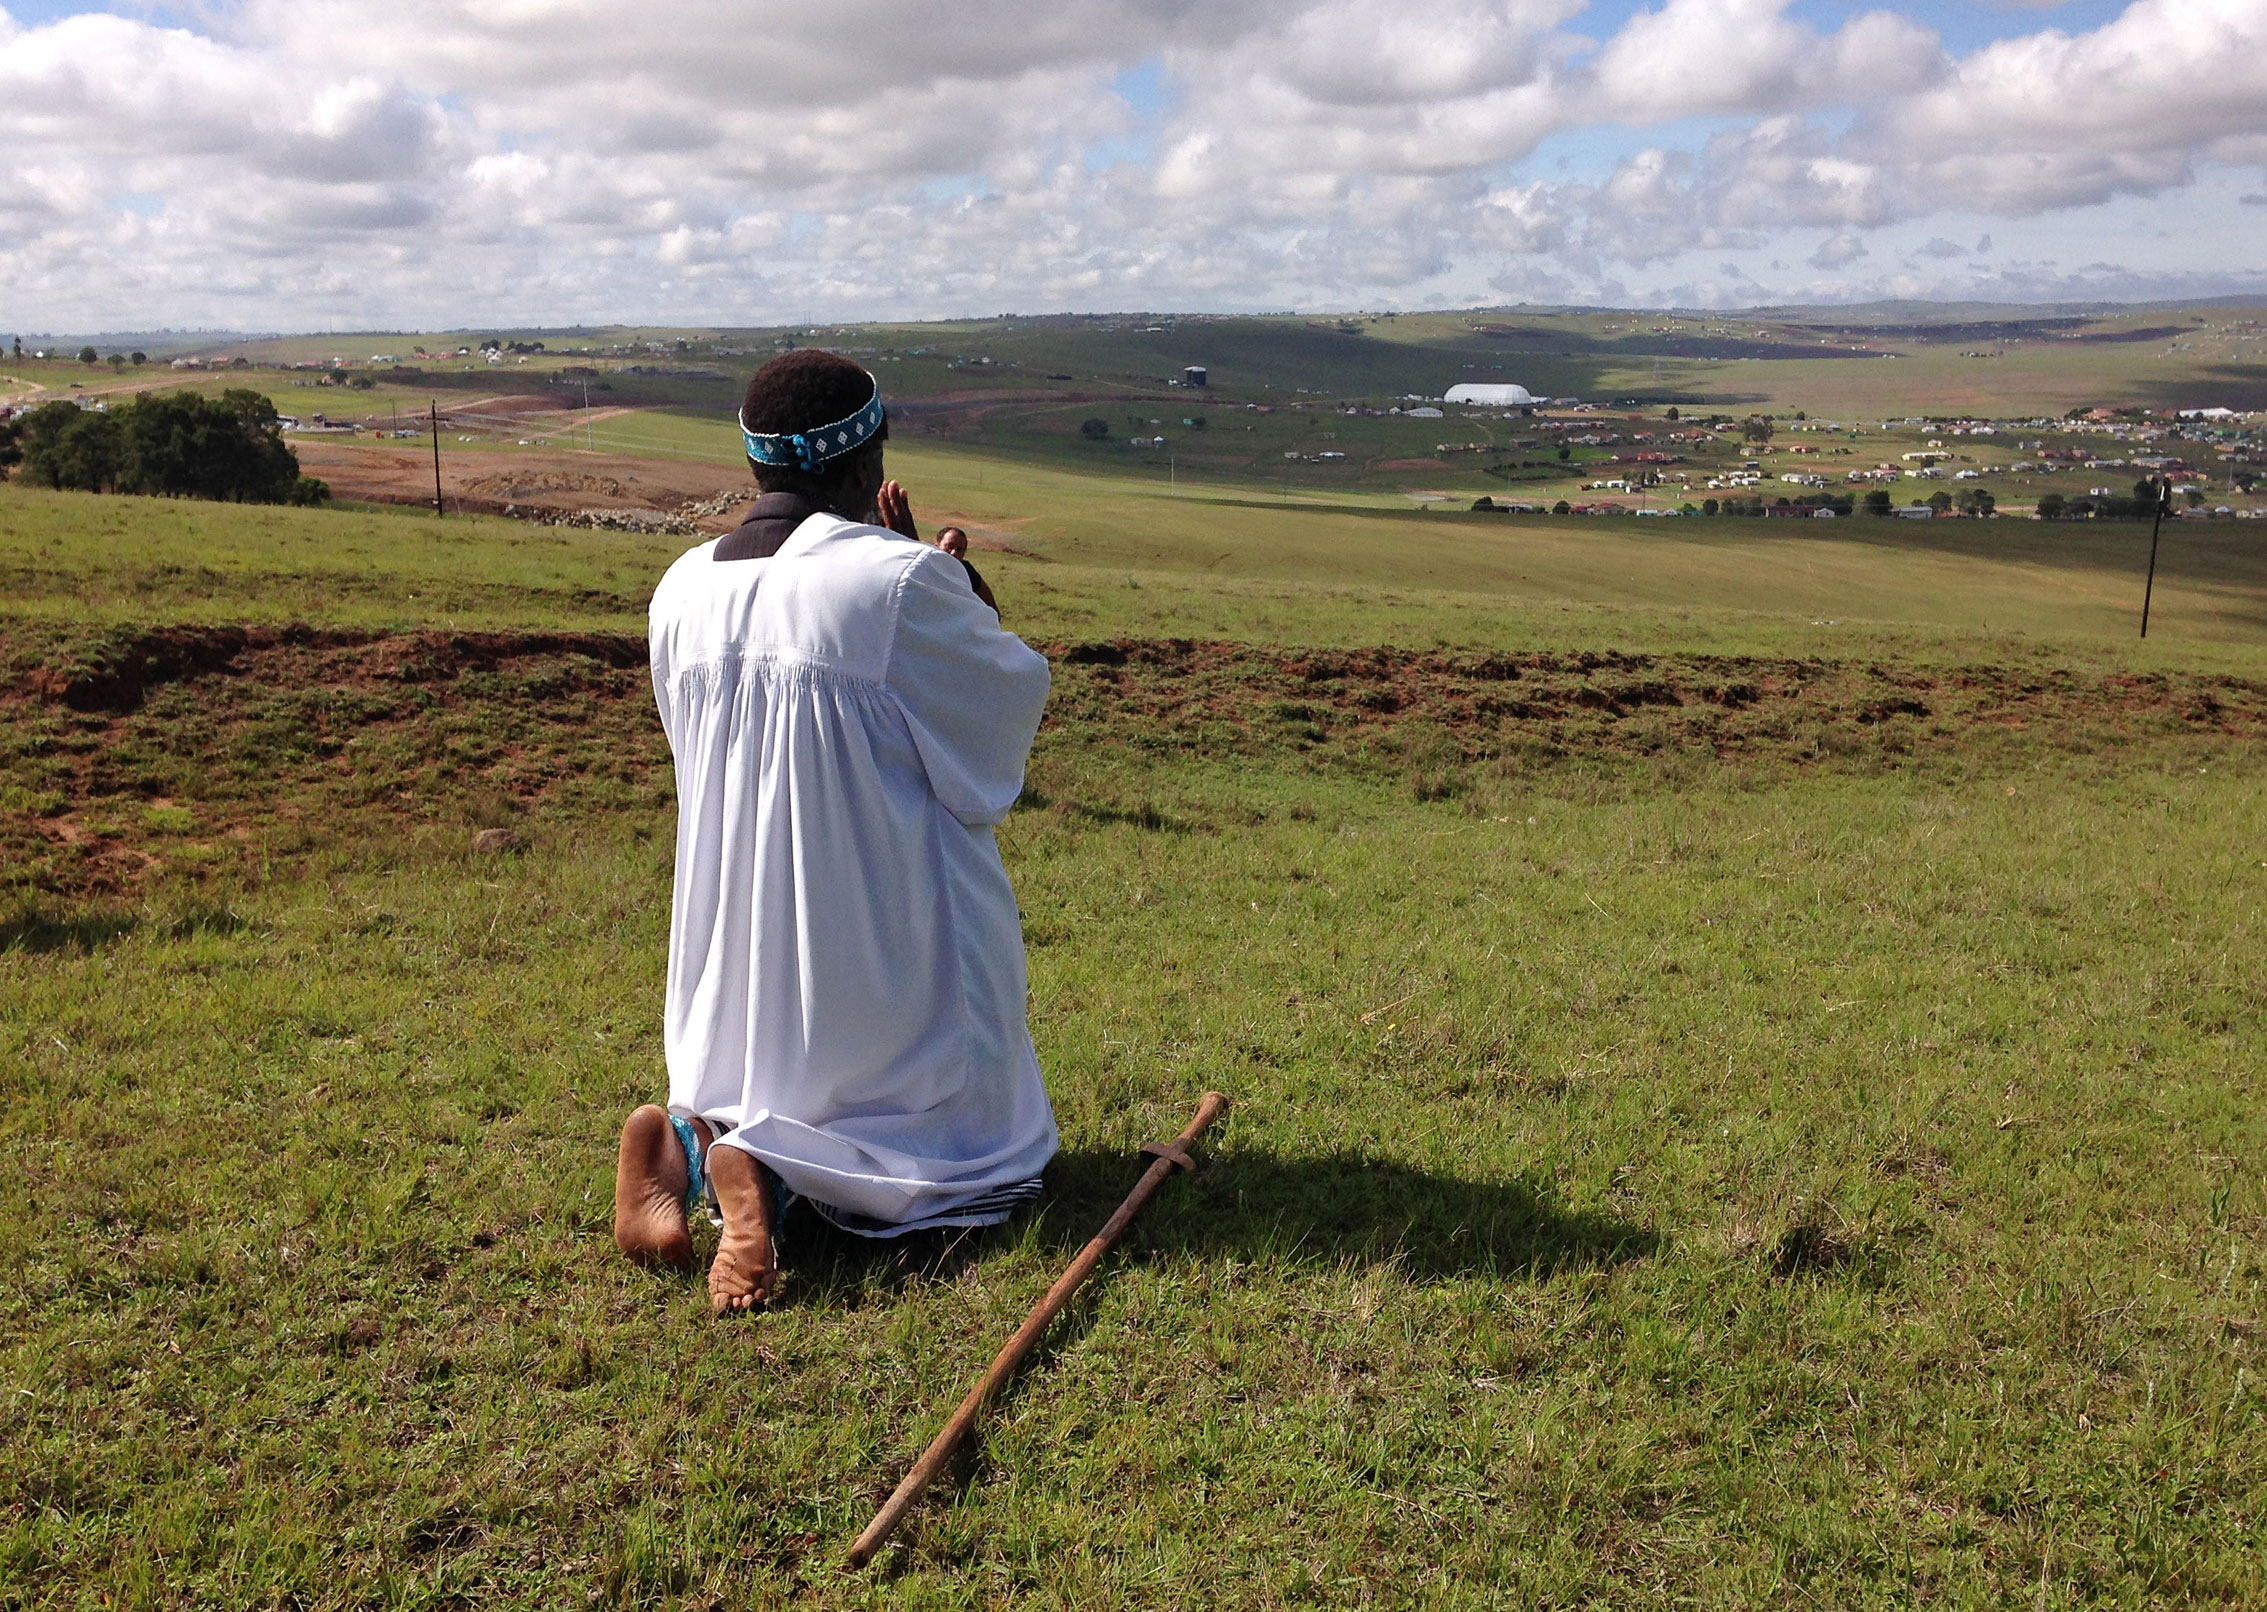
739, 373, 885, 473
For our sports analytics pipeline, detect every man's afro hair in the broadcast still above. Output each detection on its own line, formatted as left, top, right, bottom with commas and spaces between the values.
740, 348, 879, 435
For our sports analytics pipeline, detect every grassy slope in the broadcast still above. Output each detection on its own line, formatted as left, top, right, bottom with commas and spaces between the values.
7, 448, 2264, 659
2, 481, 2265, 1606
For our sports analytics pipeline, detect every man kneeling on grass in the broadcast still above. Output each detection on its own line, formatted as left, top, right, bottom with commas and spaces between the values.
613, 349, 1054, 1313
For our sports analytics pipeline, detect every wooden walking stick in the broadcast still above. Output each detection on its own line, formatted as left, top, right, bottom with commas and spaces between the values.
845, 1091, 1230, 1570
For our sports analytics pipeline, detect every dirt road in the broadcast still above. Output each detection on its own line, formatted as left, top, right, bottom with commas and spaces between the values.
293, 439, 753, 525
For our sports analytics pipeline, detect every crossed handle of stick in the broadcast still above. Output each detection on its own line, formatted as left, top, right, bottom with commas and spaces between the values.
845, 1091, 1232, 1570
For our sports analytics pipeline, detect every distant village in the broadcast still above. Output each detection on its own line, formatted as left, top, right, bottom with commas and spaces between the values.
6, 323, 2264, 523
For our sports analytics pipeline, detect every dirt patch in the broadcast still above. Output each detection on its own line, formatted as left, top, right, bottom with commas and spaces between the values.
1039, 639, 2267, 776
19, 624, 648, 716
4, 625, 2261, 905
1, 624, 666, 903
460, 470, 637, 501
294, 439, 751, 526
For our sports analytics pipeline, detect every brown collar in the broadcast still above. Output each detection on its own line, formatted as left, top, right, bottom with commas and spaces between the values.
713, 492, 830, 562
710, 495, 998, 616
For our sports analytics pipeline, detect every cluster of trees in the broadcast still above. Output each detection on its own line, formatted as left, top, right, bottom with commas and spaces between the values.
0, 389, 328, 505
52, 346, 148, 366
2036, 479, 2199, 520
1700, 492, 1858, 517
7, 338, 146, 364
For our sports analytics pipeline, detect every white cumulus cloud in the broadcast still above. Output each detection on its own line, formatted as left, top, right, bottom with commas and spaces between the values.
0, 0, 2262, 327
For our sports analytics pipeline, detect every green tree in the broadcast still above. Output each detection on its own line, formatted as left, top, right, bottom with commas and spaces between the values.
1862, 489, 1893, 516
1701, 498, 1719, 516
120, 388, 302, 501
17, 388, 313, 504
130, 352, 147, 366
1742, 415, 1774, 445
2036, 492, 2067, 519
9, 336, 19, 361
1928, 490, 1954, 513
1556, 446, 1570, 461
1665, 406, 1679, 421
1079, 418, 1109, 440
77, 345, 99, 365
1551, 499, 1570, 515
15, 402, 125, 490
1959, 487, 1996, 518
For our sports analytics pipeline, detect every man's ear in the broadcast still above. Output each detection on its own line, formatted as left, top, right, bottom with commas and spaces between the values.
851, 453, 886, 517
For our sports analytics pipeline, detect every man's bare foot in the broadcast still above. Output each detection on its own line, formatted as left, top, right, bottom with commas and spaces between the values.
706, 1143, 782, 1315
613, 1104, 695, 1270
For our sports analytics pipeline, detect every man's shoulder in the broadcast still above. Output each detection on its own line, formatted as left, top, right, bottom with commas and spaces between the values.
791, 515, 926, 564
786, 517, 951, 598
651, 538, 724, 611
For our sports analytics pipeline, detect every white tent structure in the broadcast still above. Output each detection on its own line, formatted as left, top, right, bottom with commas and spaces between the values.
1443, 383, 1535, 407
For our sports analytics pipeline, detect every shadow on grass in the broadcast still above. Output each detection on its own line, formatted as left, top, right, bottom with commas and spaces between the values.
804, 1146, 1654, 1565
1068, 1144, 1653, 1279
0, 902, 256, 955
0, 906, 140, 954
787, 1143, 1653, 1302
2130, 362, 2267, 413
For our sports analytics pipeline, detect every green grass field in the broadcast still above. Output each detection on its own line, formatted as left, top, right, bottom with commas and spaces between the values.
12, 438, 2262, 655
3, 467, 2265, 1607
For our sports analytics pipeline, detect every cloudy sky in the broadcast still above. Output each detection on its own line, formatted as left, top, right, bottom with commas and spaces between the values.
3, 0, 2264, 329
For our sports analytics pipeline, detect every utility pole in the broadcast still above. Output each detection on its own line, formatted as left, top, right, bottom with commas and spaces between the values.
2140, 475, 2172, 637
583, 377, 592, 451
430, 401, 444, 518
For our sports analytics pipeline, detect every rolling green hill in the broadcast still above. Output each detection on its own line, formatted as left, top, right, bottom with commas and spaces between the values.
4, 466, 2264, 1605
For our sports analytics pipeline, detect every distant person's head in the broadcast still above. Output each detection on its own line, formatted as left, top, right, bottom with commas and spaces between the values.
935, 526, 968, 558
739, 349, 888, 518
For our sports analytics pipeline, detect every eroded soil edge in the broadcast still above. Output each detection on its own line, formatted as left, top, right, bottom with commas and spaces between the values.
5, 623, 2260, 905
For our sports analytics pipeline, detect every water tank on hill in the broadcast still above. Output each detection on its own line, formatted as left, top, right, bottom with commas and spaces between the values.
1183, 366, 1207, 387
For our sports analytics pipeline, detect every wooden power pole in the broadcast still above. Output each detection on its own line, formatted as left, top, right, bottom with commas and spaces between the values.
430, 402, 444, 518
2140, 475, 2171, 638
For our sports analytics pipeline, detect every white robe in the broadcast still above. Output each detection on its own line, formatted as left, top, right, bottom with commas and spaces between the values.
648, 513, 1056, 1233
